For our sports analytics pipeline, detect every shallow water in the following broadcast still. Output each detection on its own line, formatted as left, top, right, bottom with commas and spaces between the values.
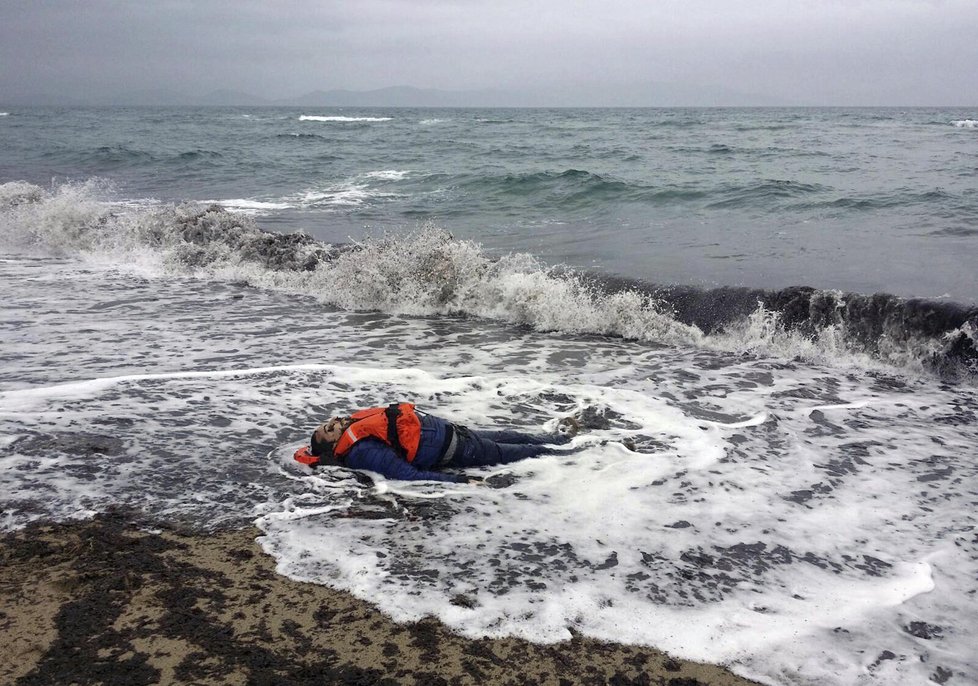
1, 251, 975, 685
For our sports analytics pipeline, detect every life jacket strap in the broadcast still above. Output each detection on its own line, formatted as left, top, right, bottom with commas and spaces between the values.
384, 403, 406, 459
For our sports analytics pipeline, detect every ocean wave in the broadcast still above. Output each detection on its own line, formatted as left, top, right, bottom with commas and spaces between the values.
61, 145, 157, 167
298, 115, 393, 122
199, 199, 293, 215
951, 120, 977, 128
175, 149, 223, 160
0, 112, 9, 117
275, 132, 327, 140
1, 180, 974, 378
790, 188, 964, 214
706, 179, 829, 209
929, 225, 978, 237
289, 179, 400, 208
361, 170, 410, 181
465, 169, 638, 207
419, 118, 447, 125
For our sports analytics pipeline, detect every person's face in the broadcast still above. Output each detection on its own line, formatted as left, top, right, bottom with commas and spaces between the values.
314, 416, 346, 446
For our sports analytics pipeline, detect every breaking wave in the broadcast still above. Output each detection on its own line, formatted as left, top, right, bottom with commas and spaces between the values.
1, 180, 975, 378
951, 119, 977, 128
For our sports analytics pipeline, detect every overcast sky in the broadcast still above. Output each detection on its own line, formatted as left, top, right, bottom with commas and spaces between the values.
2, 0, 976, 105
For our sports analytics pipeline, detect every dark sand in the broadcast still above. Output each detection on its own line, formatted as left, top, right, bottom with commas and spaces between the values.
0, 511, 762, 685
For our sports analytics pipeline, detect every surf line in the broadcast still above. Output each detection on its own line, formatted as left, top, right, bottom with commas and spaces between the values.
0, 363, 370, 407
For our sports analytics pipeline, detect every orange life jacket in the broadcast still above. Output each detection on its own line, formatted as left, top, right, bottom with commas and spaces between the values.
333, 403, 422, 462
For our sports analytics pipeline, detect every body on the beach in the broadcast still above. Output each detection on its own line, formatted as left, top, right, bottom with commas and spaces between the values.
294, 403, 576, 483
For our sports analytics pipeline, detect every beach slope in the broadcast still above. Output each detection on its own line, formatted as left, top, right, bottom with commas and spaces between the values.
1, 512, 761, 685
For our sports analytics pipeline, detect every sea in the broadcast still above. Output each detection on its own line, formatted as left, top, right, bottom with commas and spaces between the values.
1, 106, 976, 685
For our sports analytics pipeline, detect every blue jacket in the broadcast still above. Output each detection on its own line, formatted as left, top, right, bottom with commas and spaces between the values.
342, 413, 465, 483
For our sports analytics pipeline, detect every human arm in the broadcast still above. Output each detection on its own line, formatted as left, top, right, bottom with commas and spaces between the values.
343, 440, 468, 483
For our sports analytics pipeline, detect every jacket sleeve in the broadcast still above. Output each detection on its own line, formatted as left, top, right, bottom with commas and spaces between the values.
343, 440, 467, 483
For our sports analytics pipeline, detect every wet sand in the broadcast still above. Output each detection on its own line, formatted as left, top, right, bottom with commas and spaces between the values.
1, 511, 761, 686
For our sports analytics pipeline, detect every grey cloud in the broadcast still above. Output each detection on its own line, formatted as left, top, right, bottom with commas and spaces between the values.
1, 0, 976, 105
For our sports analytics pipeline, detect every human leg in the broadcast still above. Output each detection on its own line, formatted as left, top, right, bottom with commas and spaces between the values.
471, 428, 570, 446
451, 428, 562, 468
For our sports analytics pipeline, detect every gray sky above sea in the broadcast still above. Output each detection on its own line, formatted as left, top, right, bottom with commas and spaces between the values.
2, 0, 977, 107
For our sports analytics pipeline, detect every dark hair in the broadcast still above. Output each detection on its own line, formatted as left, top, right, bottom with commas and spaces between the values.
310, 429, 334, 458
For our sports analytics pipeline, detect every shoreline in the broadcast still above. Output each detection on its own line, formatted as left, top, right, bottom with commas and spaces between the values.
1, 511, 763, 686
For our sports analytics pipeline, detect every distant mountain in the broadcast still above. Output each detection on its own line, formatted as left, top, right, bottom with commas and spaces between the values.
105, 88, 193, 106
271, 83, 789, 108
2, 83, 792, 108
275, 86, 509, 108
535, 81, 789, 107
196, 89, 272, 106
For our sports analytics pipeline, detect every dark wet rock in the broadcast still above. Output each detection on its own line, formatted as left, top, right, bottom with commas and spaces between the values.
577, 405, 642, 431
450, 593, 478, 609
625, 541, 875, 604
917, 466, 954, 482
594, 552, 619, 570
783, 482, 832, 506
11, 432, 126, 457
485, 472, 519, 488
904, 621, 944, 640
535, 391, 578, 410
627, 435, 672, 453
931, 666, 954, 684
785, 489, 815, 504
844, 554, 892, 577
869, 650, 898, 671
667, 677, 709, 686
805, 410, 847, 437
666, 521, 693, 529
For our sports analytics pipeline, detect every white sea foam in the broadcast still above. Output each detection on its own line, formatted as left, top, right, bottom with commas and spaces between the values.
254, 364, 978, 686
0, 180, 967, 377
201, 198, 294, 215
1, 248, 976, 685
362, 170, 410, 181
950, 119, 977, 128
299, 115, 393, 122
293, 184, 372, 207
420, 118, 447, 125
0, 112, 9, 117
290, 175, 402, 208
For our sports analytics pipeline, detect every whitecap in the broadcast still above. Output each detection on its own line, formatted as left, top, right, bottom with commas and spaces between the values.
950, 119, 977, 128
293, 184, 373, 207
0, 179, 971, 377
298, 115, 392, 122
200, 198, 293, 214
361, 170, 410, 181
